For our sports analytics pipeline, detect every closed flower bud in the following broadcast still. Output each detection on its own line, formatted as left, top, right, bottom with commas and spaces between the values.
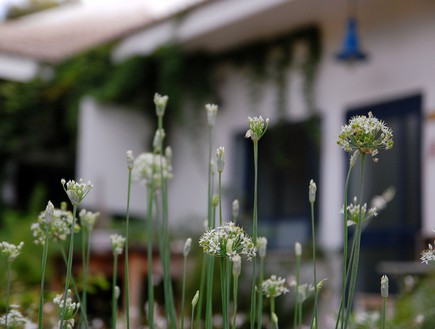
216, 146, 225, 173
126, 150, 135, 169
45, 201, 54, 224
295, 242, 302, 257
206, 104, 218, 127
257, 237, 267, 259
232, 199, 239, 219
192, 290, 200, 308
184, 238, 192, 257
154, 93, 168, 117
309, 179, 317, 203
381, 275, 389, 298
232, 254, 241, 277
212, 194, 219, 208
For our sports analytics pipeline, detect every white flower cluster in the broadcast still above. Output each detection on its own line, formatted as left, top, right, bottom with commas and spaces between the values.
288, 278, 326, 303
53, 290, 80, 327
110, 234, 126, 255
343, 196, 378, 227
199, 221, 256, 260
132, 153, 171, 188
262, 275, 289, 298
0, 305, 35, 328
337, 111, 393, 161
0, 241, 24, 262
421, 242, 435, 264
79, 209, 100, 233
245, 116, 269, 142
31, 203, 76, 245
61, 178, 93, 206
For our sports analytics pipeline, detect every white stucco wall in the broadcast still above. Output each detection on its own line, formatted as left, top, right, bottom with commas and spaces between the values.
77, 0, 435, 245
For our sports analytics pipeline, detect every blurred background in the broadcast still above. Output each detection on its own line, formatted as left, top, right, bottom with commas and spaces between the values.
1, 0, 435, 327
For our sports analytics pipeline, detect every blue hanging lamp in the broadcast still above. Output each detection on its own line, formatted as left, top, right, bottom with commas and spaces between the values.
336, 0, 368, 62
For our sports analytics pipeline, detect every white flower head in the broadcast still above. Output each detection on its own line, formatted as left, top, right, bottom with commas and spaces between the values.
245, 116, 269, 141
79, 209, 100, 232
53, 290, 80, 324
199, 221, 256, 260
421, 242, 435, 264
0, 305, 29, 328
206, 103, 218, 127
262, 275, 289, 298
154, 93, 168, 117
337, 111, 394, 161
61, 178, 93, 206
110, 234, 126, 255
132, 152, 170, 188
0, 241, 24, 262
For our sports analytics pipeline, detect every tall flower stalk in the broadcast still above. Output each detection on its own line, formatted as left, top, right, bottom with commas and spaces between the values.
191, 291, 199, 329
262, 275, 289, 329
308, 180, 319, 328
125, 150, 134, 329
38, 201, 53, 329
380, 275, 389, 329
60, 178, 93, 329
245, 115, 269, 329
335, 112, 393, 329
181, 238, 192, 329
110, 234, 125, 329
294, 242, 302, 329
256, 237, 267, 329
231, 255, 241, 329
204, 103, 218, 329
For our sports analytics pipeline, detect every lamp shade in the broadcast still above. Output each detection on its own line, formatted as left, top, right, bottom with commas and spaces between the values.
336, 17, 368, 61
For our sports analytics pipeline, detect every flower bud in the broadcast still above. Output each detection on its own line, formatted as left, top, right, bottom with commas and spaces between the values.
295, 242, 302, 257
45, 201, 54, 224
216, 146, 225, 173
232, 254, 241, 277
154, 93, 168, 117
206, 104, 218, 127
257, 237, 267, 259
212, 194, 219, 208
126, 150, 135, 170
183, 238, 192, 257
232, 199, 239, 219
309, 179, 317, 203
381, 275, 389, 298
192, 290, 200, 308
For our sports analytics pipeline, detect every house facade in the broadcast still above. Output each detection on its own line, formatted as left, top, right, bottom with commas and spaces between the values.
77, 0, 435, 295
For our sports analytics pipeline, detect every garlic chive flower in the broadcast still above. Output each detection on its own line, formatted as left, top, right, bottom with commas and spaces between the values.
153, 129, 166, 153
31, 203, 76, 245
381, 275, 389, 298
0, 241, 24, 262
79, 209, 99, 232
342, 196, 378, 226
295, 242, 302, 257
288, 278, 325, 303
216, 146, 225, 173
53, 290, 80, 328
110, 234, 126, 255
262, 275, 289, 298
126, 150, 135, 170
192, 290, 200, 308
0, 305, 33, 328
337, 111, 393, 161
232, 254, 242, 277
199, 221, 256, 260
45, 201, 54, 224
132, 152, 170, 188
245, 116, 269, 141
154, 93, 168, 117
206, 103, 218, 127
309, 179, 317, 203
421, 242, 435, 264
257, 237, 267, 259
61, 178, 93, 207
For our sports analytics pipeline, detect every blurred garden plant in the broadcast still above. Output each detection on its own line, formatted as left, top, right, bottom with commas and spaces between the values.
0, 97, 398, 329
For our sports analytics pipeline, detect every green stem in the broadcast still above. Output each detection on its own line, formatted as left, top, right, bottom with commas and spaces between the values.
218, 172, 223, 226
310, 201, 318, 329
250, 140, 259, 329
196, 253, 207, 328
343, 154, 366, 329
147, 184, 155, 328
220, 258, 229, 329
270, 297, 276, 329
38, 225, 50, 329
205, 205, 217, 329
112, 253, 118, 329
257, 257, 264, 329
335, 162, 354, 329
232, 274, 239, 329
381, 297, 387, 329
294, 252, 301, 329
125, 168, 132, 329
181, 254, 188, 329
157, 116, 177, 329
5, 261, 11, 329
60, 205, 77, 329
81, 228, 88, 322
191, 304, 196, 329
